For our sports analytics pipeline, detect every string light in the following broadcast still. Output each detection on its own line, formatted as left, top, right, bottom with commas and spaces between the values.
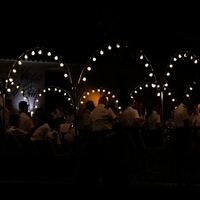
77, 87, 122, 112
130, 82, 178, 106
5, 47, 73, 113
32, 86, 73, 110
163, 50, 200, 89
78, 41, 157, 87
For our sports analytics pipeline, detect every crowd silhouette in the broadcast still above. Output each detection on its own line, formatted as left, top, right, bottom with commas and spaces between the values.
1, 94, 200, 197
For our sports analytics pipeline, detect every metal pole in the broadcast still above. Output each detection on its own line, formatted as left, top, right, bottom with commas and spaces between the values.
161, 85, 164, 124
72, 83, 78, 153
1, 78, 6, 141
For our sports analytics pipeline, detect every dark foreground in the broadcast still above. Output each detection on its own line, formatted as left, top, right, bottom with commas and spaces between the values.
0, 179, 200, 200
1, 137, 200, 199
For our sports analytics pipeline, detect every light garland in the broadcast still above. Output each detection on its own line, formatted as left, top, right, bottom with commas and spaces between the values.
77, 41, 157, 85
4, 47, 73, 112
6, 47, 72, 94
77, 87, 122, 113
163, 50, 200, 89
185, 74, 200, 99
31, 85, 73, 111
130, 81, 178, 107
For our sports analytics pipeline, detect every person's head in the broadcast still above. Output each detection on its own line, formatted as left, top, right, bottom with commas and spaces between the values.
134, 101, 139, 110
115, 108, 122, 116
18, 101, 29, 112
125, 97, 135, 108
137, 101, 145, 115
48, 116, 64, 131
85, 100, 95, 111
98, 96, 108, 106
9, 113, 20, 127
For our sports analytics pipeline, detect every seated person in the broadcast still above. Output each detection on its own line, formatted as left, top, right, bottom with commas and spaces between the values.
45, 130, 62, 153
60, 121, 76, 142
5, 113, 30, 156
65, 104, 75, 124
44, 117, 64, 154
31, 107, 45, 130
30, 114, 55, 141
51, 99, 66, 120
18, 101, 35, 137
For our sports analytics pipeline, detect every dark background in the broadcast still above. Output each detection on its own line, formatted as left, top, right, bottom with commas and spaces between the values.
1, 2, 200, 108
1, 2, 200, 66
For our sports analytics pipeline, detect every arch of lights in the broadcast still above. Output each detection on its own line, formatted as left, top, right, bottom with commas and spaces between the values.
77, 41, 157, 85
130, 81, 178, 122
31, 85, 73, 113
5, 47, 73, 112
185, 73, 200, 100
77, 87, 122, 114
163, 50, 200, 90
130, 81, 178, 105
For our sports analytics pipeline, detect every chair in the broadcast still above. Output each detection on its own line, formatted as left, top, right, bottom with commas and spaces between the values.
33, 139, 77, 178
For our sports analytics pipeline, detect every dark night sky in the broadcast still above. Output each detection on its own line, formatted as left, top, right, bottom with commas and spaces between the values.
1, 2, 200, 68
1, 2, 200, 108
0, 2, 107, 62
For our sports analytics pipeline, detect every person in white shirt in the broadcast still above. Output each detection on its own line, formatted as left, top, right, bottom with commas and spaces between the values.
45, 117, 64, 154
18, 101, 34, 138
189, 103, 200, 152
30, 114, 53, 141
65, 104, 75, 124
174, 95, 191, 153
79, 100, 95, 138
90, 96, 117, 146
144, 100, 162, 148
51, 100, 66, 120
31, 107, 45, 130
121, 98, 144, 149
121, 98, 139, 128
31, 115, 63, 142
5, 113, 29, 156
173, 95, 191, 186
